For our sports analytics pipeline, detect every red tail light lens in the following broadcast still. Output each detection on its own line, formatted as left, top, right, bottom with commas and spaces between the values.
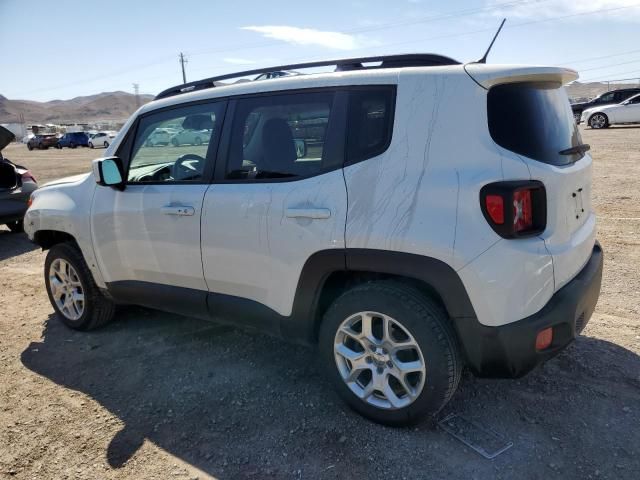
485, 195, 504, 225
22, 171, 37, 183
480, 181, 546, 238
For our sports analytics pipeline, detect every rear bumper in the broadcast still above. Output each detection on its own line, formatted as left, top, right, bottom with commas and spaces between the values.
456, 241, 603, 378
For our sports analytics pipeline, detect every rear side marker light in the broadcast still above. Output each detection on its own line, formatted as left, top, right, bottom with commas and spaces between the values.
480, 181, 546, 238
535, 327, 553, 351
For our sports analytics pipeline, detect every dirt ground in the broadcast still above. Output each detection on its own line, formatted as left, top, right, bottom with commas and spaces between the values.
1, 128, 639, 480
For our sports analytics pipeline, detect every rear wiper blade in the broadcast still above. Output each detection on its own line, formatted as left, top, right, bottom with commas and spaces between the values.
559, 144, 590, 155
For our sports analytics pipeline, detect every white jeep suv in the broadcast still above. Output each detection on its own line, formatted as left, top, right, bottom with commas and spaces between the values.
25, 54, 603, 425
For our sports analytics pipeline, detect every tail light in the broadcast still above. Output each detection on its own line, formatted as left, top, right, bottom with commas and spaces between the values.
22, 171, 37, 183
480, 181, 546, 238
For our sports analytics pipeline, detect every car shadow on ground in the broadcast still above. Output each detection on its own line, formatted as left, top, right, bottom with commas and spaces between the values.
0, 230, 38, 261
21, 309, 640, 479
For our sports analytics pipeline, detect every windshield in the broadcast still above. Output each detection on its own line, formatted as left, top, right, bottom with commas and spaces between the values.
488, 82, 584, 166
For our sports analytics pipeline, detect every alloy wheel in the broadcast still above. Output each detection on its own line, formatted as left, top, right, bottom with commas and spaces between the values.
334, 311, 426, 410
590, 114, 607, 129
49, 258, 85, 321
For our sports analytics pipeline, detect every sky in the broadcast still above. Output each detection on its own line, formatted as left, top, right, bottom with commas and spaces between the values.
1, 0, 640, 102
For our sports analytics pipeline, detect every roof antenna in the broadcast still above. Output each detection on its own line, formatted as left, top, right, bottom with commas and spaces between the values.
476, 18, 506, 64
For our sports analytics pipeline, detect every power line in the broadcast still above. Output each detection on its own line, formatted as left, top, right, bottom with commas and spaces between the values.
578, 58, 640, 73
554, 48, 640, 66
12, 2, 530, 97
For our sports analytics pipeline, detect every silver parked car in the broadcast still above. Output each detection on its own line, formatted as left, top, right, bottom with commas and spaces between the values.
0, 126, 38, 232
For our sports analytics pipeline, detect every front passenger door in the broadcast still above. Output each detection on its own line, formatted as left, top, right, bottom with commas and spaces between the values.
617, 95, 640, 123
91, 100, 226, 314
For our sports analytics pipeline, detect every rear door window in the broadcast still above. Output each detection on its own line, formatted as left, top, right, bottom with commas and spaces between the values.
224, 91, 341, 181
487, 82, 585, 166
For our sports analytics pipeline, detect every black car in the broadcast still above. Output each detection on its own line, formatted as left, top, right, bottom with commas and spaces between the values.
572, 88, 640, 122
1, 127, 38, 232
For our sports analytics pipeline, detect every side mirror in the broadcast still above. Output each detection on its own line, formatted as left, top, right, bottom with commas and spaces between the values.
92, 156, 125, 190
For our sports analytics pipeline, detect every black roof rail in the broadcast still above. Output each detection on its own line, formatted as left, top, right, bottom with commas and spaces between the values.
155, 53, 460, 100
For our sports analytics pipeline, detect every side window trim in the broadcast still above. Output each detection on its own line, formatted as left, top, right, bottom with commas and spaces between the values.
119, 99, 228, 186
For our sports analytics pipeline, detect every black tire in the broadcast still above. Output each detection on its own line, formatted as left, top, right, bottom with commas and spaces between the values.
194, 137, 202, 146
44, 243, 115, 331
70, 142, 76, 149
171, 138, 179, 147
104, 141, 109, 148
318, 281, 462, 426
27, 144, 33, 151
89, 142, 94, 149
6, 220, 24, 233
589, 112, 609, 129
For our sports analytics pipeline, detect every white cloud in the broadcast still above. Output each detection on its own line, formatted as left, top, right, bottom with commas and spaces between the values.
241, 25, 367, 50
487, 0, 640, 20
223, 57, 257, 65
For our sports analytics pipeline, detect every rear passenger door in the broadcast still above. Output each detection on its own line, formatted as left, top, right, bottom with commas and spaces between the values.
201, 90, 347, 322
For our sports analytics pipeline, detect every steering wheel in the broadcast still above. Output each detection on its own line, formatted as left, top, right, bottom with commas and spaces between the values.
172, 153, 205, 180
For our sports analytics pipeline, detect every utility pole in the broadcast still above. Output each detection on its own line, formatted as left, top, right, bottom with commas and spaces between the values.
179, 52, 188, 84
133, 83, 140, 108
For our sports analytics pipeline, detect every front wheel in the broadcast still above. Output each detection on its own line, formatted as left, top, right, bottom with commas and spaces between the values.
89, 142, 94, 149
589, 113, 609, 129
45, 243, 115, 331
104, 141, 109, 148
27, 144, 33, 151
319, 281, 462, 426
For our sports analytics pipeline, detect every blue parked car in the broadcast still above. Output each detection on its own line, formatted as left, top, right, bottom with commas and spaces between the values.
56, 132, 89, 149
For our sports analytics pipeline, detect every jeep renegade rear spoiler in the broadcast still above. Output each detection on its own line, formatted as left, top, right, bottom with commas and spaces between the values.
464, 64, 578, 90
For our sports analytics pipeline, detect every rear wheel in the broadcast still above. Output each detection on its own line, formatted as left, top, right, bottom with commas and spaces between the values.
70, 142, 76, 149
104, 141, 109, 148
589, 113, 609, 129
319, 281, 462, 426
27, 144, 33, 151
6, 220, 24, 233
194, 137, 202, 146
45, 243, 115, 331
172, 138, 179, 147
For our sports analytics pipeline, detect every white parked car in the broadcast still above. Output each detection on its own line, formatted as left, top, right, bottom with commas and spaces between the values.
580, 93, 640, 128
24, 54, 602, 425
170, 128, 211, 146
145, 127, 177, 146
88, 131, 116, 149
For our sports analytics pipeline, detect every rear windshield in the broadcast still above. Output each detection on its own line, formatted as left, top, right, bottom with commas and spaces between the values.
488, 82, 584, 166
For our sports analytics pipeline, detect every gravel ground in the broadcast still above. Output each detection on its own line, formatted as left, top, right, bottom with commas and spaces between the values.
1, 126, 639, 480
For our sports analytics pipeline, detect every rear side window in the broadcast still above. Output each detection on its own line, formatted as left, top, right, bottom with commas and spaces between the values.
225, 91, 341, 181
488, 82, 584, 166
346, 87, 395, 164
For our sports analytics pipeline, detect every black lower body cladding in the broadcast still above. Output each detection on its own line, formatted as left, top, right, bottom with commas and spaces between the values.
457, 242, 603, 378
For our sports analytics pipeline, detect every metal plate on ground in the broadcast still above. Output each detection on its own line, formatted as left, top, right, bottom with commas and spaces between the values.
438, 414, 513, 459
